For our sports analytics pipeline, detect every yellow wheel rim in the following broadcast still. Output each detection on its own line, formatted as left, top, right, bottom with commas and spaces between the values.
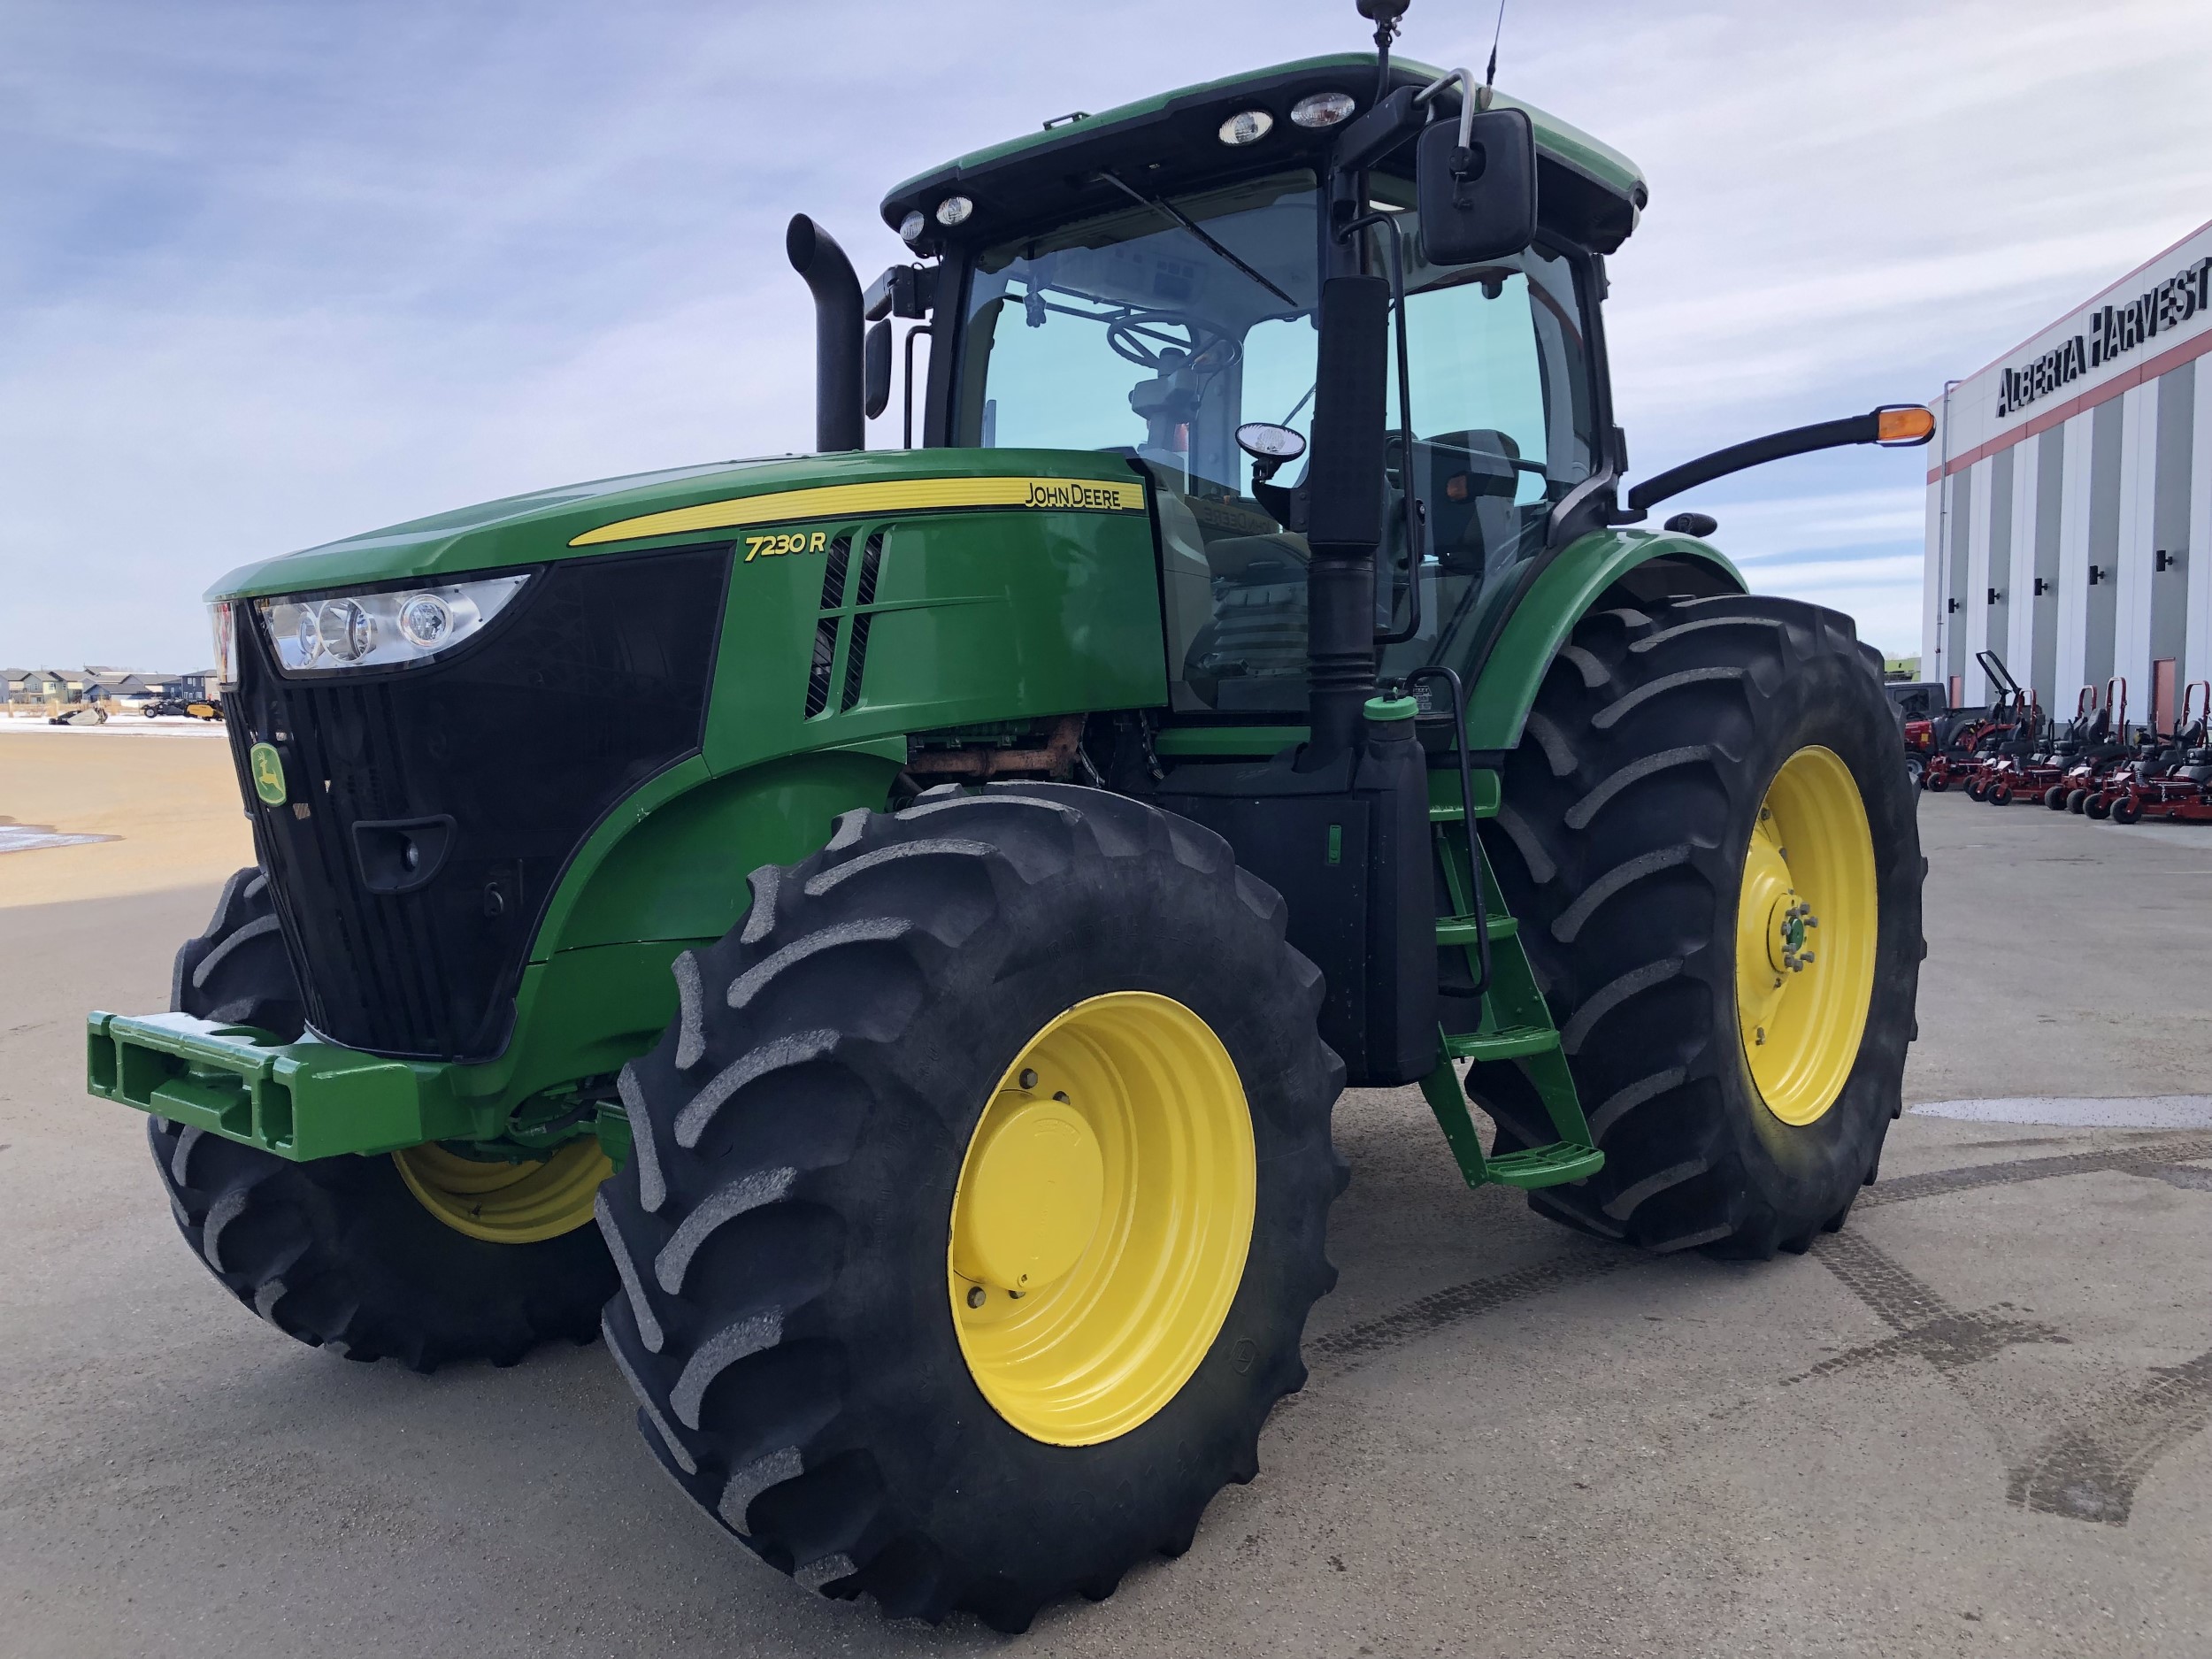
393, 1140, 611, 1244
948, 992, 1256, 1447
1735, 745, 1879, 1125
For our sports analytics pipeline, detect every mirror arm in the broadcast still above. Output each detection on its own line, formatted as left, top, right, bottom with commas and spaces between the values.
1337, 211, 1424, 647
902, 324, 933, 450
1412, 66, 1483, 145
1622, 409, 1925, 516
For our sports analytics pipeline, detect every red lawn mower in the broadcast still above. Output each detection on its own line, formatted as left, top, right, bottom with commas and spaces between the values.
2106, 681, 2212, 824
2055, 677, 2135, 811
1987, 684, 2101, 805
1924, 652, 2040, 796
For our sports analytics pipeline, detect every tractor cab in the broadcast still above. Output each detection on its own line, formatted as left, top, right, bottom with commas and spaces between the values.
873, 53, 1647, 721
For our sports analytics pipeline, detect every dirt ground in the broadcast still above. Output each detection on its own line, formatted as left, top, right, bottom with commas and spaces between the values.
0, 753, 2207, 1658
0, 728, 250, 909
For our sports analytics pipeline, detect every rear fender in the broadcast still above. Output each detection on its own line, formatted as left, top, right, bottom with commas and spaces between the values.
1464, 529, 1743, 751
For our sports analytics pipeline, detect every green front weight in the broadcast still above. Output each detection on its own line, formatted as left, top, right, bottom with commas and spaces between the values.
87, 1011, 482, 1161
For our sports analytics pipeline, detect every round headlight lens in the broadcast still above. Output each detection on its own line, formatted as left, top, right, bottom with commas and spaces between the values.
320, 599, 372, 661
397, 593, 452, 649
296, 607, 324, 663
935, 196, 973, 227
1291, 91, 1357, 129
1218, 109, 1274, 147
898, 209, 927, 243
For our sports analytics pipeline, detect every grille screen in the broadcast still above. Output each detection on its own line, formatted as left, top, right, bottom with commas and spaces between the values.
227, 545, 728, 1061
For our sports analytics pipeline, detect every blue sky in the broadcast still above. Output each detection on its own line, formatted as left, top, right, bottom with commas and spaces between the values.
5, 0, 2209, 668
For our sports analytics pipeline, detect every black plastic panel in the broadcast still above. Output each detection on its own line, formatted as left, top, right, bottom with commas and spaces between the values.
226, 546, 728, 1061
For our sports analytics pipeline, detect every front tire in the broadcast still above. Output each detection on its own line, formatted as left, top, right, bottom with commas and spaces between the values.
1478, 595, 1921, 1258
595, 783, 1342, 1630
154, 867, 617, 1367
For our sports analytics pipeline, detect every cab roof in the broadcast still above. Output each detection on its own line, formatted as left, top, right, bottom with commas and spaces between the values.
882, 53, 1647, 258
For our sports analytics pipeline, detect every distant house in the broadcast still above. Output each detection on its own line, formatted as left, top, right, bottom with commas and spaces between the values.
3, 666, 219, 709
4, 668, 81, 706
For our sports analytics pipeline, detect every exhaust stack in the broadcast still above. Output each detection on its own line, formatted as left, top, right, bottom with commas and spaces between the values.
786, 214, 865, 453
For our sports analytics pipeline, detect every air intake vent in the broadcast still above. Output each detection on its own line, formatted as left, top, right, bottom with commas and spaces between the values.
841, 530, 886, 711
804, 534, 853, 718
819, 533, 851, 611
805, 618, 838, 718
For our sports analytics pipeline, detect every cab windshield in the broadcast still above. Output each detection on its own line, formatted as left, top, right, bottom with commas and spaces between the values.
953, 168, 1597, 715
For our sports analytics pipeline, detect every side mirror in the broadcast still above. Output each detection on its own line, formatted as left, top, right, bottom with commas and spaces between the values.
1416, 106, 1537, 267
864, 319, 894, 421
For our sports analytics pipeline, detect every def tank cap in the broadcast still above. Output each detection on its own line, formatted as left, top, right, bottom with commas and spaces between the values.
1363, 694, 1419, 723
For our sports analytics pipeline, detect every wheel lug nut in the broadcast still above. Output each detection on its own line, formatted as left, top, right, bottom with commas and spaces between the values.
1018, 1069, 1038, 1090
966, 1285, 986, 1308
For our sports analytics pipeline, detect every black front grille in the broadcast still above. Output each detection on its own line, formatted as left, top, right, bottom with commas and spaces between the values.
228, 545, 729, 1061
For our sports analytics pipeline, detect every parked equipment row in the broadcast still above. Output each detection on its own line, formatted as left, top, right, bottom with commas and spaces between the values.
1908, 651, 2212, 825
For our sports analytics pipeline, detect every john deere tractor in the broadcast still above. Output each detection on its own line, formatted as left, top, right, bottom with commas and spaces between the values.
88, 4, 1930, 1632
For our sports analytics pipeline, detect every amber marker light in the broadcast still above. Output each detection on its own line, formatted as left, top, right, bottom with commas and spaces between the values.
1875, 405, 1937, 446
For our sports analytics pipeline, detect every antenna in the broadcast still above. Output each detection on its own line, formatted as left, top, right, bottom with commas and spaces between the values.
1485, 0, 1507, 90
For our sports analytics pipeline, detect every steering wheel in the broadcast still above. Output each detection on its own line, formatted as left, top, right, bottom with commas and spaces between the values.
1107, 311, 1240, 374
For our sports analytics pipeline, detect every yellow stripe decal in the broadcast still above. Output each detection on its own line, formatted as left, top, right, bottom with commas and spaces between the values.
569, 474, 1148, 548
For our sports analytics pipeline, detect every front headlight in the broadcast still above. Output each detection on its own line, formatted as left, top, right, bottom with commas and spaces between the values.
210, 601, 239, 687
257, 573, 530, 673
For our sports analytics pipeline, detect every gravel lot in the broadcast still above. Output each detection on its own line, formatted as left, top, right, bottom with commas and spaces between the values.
2, 764, 2207, 1657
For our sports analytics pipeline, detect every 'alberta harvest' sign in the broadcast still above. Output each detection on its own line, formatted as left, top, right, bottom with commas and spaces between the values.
1997, 255, 2211, 419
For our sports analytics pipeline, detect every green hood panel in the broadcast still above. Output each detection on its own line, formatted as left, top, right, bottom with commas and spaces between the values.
204, 448, 1152, 602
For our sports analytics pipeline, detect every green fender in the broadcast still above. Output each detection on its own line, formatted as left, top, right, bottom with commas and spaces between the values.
1463, 528, 1744, 752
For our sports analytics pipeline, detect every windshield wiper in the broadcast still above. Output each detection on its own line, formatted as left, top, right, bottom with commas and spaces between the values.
1095, 170, 1299, 311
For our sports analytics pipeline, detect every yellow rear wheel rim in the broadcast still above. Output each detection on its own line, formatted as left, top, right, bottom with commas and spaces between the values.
394, 1139, 611, 1244
948, 992, 1256, 1447
1735, 745, 1878, 1125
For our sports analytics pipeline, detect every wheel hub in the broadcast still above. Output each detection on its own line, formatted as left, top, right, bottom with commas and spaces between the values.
1732, 748, 1878, 1126
393, 1138, 611, 1243
948, 992, 1256, 1447
952, 1097, 1106, 1294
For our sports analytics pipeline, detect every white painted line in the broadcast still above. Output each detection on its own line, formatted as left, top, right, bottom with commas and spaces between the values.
1911, 1096, 2212, 1129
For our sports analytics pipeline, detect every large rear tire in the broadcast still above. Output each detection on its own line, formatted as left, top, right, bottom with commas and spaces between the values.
152, 867, 617, 1368
1476, 595, 1922, 1258
595, 784, 1342, 1631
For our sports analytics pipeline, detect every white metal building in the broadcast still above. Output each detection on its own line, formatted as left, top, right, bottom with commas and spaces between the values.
1924, 219, 2212, 733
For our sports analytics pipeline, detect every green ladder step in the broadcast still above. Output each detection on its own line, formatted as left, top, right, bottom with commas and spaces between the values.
1435, 913, 1517, 946
1486, 1141, 1605, 1190
1442, 1025, 1560, 1062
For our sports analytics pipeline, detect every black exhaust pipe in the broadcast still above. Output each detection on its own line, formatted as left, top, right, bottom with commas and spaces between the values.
786, 214, 865, 453
1302, 274, 1391, 764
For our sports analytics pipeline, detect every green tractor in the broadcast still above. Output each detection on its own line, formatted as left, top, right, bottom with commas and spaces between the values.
88, 6, 1931, 1632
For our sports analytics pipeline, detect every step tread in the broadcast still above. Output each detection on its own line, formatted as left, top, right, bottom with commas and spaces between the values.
1486, 1141, 1604, 1189
1442, 1025, 1561, 1061
1435, 914, 1518, 945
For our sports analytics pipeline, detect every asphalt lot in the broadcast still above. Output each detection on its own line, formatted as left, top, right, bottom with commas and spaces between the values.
3, 789, 2208, 1657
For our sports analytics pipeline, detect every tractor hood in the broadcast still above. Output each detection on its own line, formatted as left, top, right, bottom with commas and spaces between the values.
204, 448, 1151, 601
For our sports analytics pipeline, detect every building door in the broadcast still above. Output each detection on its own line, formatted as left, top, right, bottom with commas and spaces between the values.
2153, 658, 2177, 734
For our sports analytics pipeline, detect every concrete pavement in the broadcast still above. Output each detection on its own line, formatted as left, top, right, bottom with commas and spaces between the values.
1, 791, 2206, 1657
